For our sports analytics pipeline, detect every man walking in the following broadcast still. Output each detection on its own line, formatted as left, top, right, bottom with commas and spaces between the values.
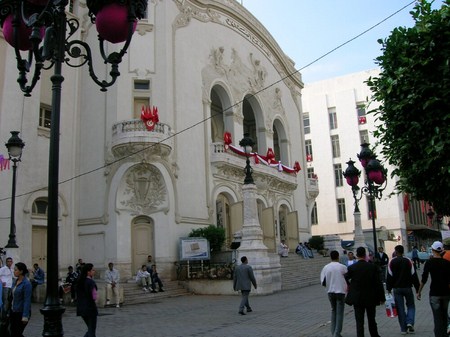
417, 241, 450, 337
386, 245, 420, 334
233, 256, 257, 315
320, 250, 348, 337
346, 247, 385, 337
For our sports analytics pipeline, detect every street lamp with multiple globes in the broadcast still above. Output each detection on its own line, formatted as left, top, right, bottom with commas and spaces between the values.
4, 131, 25, 249
343, 143, 388, 260
239, 133, 255, 185
0, 0, 147, 335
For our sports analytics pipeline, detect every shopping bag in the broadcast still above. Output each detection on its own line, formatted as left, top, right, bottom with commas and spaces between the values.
385, 293, 397, 318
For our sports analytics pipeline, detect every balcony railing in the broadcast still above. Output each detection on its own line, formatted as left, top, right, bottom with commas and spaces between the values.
111, 119, 173, 157
210, 142, 298, 191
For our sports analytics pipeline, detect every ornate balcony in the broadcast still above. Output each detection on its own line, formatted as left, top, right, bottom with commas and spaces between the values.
111, 119, 173, 159
306, 177, 319, 199
210, 142, 298, 193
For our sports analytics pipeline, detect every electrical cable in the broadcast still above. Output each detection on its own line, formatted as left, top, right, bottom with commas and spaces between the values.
0, 1, 415, 204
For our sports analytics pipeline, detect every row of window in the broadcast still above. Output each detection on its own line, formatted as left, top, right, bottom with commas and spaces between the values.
309, 198, 347, 225
303, 104, 366, 135
305, 129, 369, 162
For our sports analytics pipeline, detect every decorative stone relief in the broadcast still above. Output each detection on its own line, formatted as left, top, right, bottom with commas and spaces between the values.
118, 163, 168, 214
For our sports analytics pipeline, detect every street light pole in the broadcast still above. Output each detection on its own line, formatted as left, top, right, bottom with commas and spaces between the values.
5, 131, 25, 249
343, 143, 387, 260
0, 1, 147, 335
239, 133, 255, 185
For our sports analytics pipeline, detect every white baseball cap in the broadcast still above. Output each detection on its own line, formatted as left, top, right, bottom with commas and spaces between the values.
431, 241, 444, 252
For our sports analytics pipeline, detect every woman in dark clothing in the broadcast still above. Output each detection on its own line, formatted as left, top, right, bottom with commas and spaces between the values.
76, 263, 98, 337
10, 262, 32, 337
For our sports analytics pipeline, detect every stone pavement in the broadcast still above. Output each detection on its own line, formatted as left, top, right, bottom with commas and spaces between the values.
27, 276, 434, 337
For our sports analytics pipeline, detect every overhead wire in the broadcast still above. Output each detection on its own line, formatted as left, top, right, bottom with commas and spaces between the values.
0, 1, 415, 205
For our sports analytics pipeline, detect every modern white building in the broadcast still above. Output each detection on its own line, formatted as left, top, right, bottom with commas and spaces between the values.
302, 70, 443, 254
0, 0, 317, 280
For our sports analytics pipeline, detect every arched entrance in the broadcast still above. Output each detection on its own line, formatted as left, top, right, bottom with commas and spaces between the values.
131, 216, 154, 274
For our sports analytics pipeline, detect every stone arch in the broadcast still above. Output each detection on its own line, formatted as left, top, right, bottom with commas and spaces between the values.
242, 93, 267, 153
210, 84, 234, 142
272, 117, 290, 165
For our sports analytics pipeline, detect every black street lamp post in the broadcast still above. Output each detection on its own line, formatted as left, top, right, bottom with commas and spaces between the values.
4, 131, 25, 248
343, 143, 387, 260
0, 1, 147, 336
239, 133, 255, 185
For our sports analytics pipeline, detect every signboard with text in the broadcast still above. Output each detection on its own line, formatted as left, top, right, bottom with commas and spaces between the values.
179, 237, 210, 261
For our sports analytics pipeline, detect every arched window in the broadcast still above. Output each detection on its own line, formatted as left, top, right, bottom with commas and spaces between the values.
32, 198, 48, 217
216, 193, 232, 248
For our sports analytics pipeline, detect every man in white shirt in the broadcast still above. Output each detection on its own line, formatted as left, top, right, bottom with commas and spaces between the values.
320, 251, 348, 337
0, 257, 14, 333
104, 262, 120, 308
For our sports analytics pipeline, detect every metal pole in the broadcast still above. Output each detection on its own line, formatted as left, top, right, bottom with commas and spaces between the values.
368, 181, 378, 263
5, 160, 18, 248
40, 2, 66, 335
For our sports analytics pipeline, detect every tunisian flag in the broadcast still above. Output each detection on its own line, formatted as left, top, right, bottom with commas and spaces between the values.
403, 194, 409, 213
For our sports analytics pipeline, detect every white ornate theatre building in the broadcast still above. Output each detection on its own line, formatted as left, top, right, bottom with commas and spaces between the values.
0, 1, 317, 279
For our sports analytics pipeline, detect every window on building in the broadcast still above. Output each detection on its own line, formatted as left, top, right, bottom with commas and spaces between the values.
357, 104, 366, 117
303, 113, 310, 134
311, 202, 318, 225
331, 135, 340, 158
39, 105, 52, 129
328, 107, 337, 130
357, 104, 367, 124
32, 198, 48, 216
337, 198, 346, 222
359, 130, 369, 145
69, 0, 75, 13
334, 164, 343, 187
307, 167, 315, 179
305, 139, 313, 161
133, 79, 151, 119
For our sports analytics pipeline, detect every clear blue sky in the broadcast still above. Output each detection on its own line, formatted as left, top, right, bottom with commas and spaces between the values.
242, 0, 443, 83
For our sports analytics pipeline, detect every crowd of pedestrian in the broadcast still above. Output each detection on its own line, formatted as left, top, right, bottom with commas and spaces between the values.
319, 241, 450, 337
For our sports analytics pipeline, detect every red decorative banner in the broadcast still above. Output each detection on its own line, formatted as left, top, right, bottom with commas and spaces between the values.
223, 132, 301, 174
0, 155, 10, 171
141, 105, 159, 131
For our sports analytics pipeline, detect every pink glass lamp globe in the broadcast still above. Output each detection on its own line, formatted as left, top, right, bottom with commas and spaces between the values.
2, 14, 44, 51
368, 170, 386, 185
95, 2, 137, 44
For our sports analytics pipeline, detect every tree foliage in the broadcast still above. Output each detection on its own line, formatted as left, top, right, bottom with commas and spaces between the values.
366, 0, 450, 214
188, 225, 226, 252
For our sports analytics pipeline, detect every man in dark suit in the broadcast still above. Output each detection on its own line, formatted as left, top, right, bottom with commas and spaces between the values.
346, 247, 385, 337
233, 256, 257, 315
377, 246, 389, 283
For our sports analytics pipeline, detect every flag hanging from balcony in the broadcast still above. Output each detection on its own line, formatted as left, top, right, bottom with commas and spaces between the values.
141, 105, 159, 131
222, 132, 301, 174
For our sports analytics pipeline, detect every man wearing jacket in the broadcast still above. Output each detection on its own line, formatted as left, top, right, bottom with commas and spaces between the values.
233, 256, 257, 315
386, 245, 420, 335
346, 247, 385, 337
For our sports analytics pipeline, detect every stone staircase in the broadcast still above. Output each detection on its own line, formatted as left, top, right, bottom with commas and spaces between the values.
118, 279, 190, 306
106, 254, 329, 307
280, 252, 330, 290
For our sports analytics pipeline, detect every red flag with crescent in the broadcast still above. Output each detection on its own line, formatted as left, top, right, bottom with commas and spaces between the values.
141, 105, 159, 131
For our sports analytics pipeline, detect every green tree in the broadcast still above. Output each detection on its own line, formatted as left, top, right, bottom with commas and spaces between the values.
366, 0, 450, 214
188, 225, 226, 252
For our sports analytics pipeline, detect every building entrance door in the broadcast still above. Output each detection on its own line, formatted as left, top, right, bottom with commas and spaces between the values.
131, 217, 154, 274
32, 226, 47, 267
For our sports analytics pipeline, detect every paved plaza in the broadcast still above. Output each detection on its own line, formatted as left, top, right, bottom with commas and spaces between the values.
25, 271, 434, 337
25, 274, 436, 337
